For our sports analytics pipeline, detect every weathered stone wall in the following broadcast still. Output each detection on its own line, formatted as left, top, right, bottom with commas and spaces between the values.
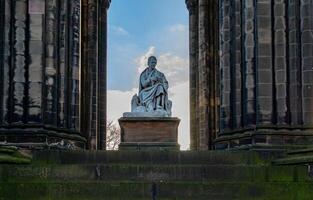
0, 0, 109, 149
2, 150, 313, 199
216, 0, 313, 149
0, 0, 106, 148
187, 0, 313, 150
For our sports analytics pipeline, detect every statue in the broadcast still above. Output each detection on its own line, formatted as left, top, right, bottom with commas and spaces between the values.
127, 56, 172, 117
120, 56, 179, 150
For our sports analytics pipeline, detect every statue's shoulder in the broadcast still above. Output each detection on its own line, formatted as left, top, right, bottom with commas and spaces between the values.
140, 68, 148, 77
155, 69, 165, 77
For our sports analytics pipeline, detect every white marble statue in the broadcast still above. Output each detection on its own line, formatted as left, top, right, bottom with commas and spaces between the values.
124, 56, 172, 117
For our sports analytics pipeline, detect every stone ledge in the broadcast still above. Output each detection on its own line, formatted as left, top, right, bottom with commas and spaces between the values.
214, 129, 313, 151
119, 117, 180, 122
123, 111, 169, 118
119, 142, 180, 151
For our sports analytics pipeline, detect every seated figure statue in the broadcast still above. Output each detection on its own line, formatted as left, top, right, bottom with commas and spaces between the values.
127, 56, 172, 117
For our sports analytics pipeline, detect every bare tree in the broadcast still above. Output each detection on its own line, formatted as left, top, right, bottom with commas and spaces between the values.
106, 120, 121, 150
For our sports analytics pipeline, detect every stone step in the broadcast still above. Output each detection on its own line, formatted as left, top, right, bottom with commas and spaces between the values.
32, 150, 265, 165
1, 181, 313, 200
0, 146, 31, 164
273, 155, 313, 165
0, 164, 309, 183
273, 147, 313, 165
287, 148, 313, 156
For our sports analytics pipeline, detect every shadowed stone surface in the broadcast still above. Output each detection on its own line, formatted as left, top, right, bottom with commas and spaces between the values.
186, 0, 219, 150
0, 0, 96, 149
1, 150, 313, 199
184, 0, 313, 150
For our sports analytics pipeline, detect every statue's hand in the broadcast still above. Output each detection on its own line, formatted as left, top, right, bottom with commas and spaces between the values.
150, 76, 158, 84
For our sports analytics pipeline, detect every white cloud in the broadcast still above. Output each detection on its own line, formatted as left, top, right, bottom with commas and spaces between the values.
135, 47, 189, 87
110, 25, 130, 36
107, 88, 138, 125
169, 81, 190, 150
169, 24, 187, 33
157, 53, 189, 86
135, 46, 156, 73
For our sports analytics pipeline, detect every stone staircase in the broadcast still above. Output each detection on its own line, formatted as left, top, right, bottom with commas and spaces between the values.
0, 150, 313, 200
273, 148, 313, 165
0, 146, 31, 164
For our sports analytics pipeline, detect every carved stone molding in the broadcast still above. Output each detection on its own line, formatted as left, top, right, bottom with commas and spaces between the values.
185, 0, 197, 15
104, 0, 111, 9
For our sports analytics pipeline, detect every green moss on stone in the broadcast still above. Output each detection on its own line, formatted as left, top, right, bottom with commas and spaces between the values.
0, 147, 31, 164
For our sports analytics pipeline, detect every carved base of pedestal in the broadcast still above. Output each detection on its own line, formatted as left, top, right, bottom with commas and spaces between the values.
119, 142, 179, 151
118, 117, 180, 151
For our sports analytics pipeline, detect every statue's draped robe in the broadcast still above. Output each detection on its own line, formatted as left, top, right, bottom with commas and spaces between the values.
139, 68, 169, 112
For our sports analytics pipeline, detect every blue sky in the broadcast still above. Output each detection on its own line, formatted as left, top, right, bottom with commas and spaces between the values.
108, 0, 188, 90
107, 0, 190, 149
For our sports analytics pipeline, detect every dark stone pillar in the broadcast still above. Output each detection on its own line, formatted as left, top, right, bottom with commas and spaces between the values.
81, 0, 110, 150
186, 0, 199, 150
233, 0, 242, 129
186, 0, 219, 150
215, 0, 313, 150
220, 0, 232, 132
301, 1, 313, 125
242, 0, 257, 127
0, 0, 86, 148
208, 0, 219, 150
288, 0, 302, 125
198, 0, 211, 150
273, 0, 288, 125
98, 0, 110, 150
256, 0, 274, 125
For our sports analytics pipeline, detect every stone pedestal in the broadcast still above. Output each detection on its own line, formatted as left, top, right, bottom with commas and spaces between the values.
118, 117, 180, 150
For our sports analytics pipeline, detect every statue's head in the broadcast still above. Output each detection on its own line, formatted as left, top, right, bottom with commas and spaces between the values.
148, 56, 157, 69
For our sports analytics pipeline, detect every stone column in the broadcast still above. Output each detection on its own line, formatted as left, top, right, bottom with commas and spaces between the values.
301, 1, 313, 125
207, 0, 219, 150
256, 0, 273, 125
233, 0, 242, 128
81, 0, 110, 149
58, 0, 69, 128
186, 0, 199, 150
288, 0, 302, 125
0, 0, 85, 148
0, 0, 5, 124
273, 0, 288, 125
44, 0, 58, 126
215, 0, 313, 150
198, 0, 210, 150
220, 0, 232, 132
81, 0, 95, 149
98, 0, 110, 150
